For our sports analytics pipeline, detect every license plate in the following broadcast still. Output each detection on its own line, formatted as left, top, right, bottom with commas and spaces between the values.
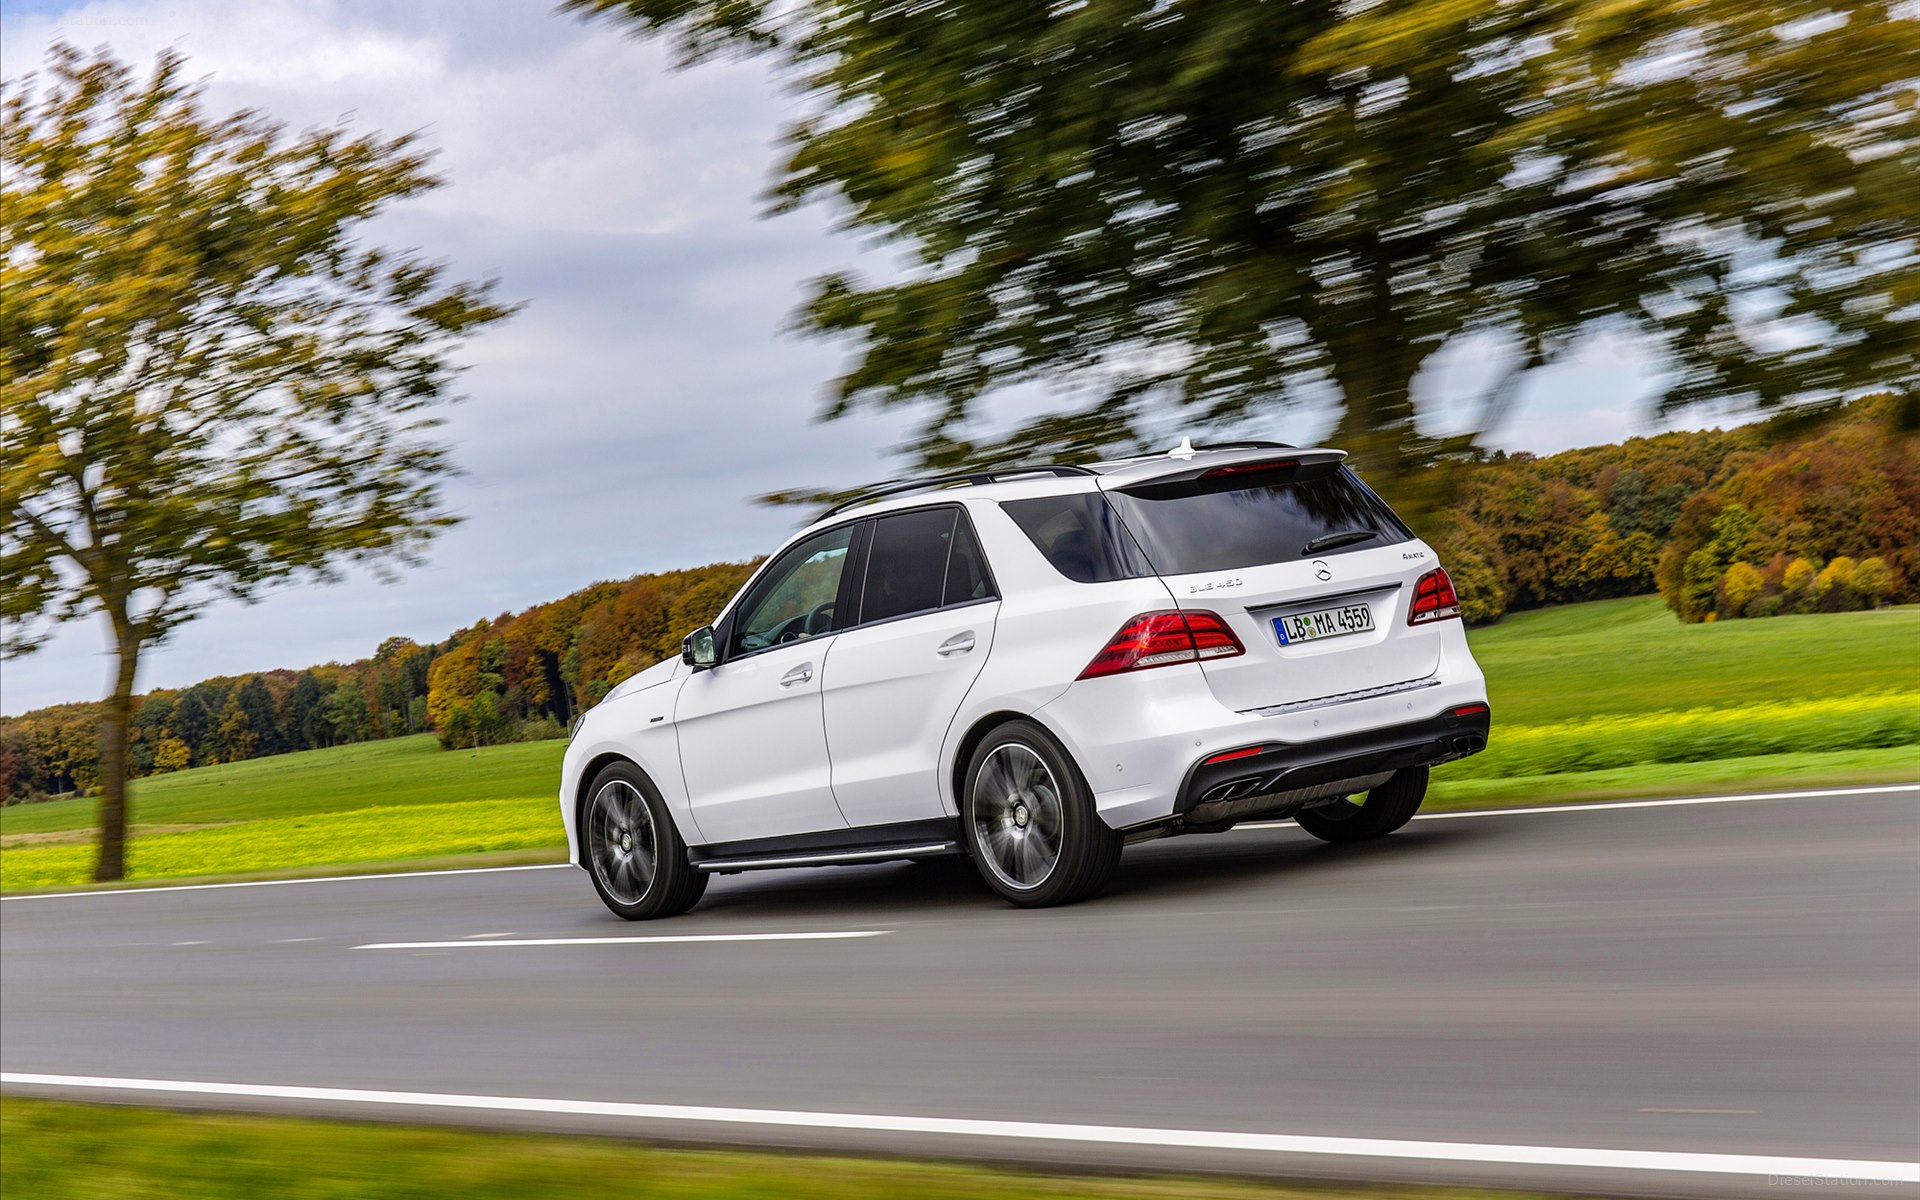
1273, 602, 1374, 645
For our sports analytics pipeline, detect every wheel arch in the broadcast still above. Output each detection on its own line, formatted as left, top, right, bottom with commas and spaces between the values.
573, 751, 645, 858
948, 709, 1080, 815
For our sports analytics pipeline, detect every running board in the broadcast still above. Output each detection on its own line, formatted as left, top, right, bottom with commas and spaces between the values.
690, 841, 964, 875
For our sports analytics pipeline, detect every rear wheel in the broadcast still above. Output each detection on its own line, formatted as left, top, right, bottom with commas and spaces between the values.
1293, 765, 1428, 844
582, 762, 707, 920
962, 721, 1121, 907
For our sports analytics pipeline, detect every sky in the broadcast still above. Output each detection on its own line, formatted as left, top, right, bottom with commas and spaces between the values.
0, 0, 1741, 715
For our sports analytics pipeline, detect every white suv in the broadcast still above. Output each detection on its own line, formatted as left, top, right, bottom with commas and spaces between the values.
560, 441, 1490, 918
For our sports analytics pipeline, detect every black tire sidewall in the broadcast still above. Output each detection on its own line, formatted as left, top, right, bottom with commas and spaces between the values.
962, 720, 1118, 907
1294, 765, 1429, 843
581, 762, 702, 920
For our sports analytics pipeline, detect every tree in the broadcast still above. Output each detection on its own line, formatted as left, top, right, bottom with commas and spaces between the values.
571, 0, 1918, 503
1, 47, 511, 880
1815, 555, 1860, 612
1720, 561, 1764, 619
1853, 556, 1897, 607
166, 689, 214, 767
1782, 556, 1820, 612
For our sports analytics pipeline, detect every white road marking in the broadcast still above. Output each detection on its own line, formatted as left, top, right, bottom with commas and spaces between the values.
1640, 1108, 1760, 1115
169, 941, 208, 947
355, 931, 889, 950
0, 862, 571, 902
462, 932, 517, 939
0, 1073, 1912, 1182
1236, 782, 1916, 831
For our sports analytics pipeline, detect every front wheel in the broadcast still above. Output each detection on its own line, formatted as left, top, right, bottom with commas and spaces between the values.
1293, 765, 1428, 844
962, 721, 1121, 907
582, 762, 708, 920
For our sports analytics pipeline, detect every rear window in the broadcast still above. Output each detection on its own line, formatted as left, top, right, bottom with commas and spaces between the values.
1105, 464, 1412, 577
1001, 492, 1155, 584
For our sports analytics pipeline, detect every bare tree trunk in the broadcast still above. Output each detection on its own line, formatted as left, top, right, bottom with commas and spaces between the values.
93, 620, 140, 883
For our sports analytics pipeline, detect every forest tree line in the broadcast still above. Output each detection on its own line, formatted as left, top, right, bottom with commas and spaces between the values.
1433, 394, 1916, 625
3, 397, 1911, 803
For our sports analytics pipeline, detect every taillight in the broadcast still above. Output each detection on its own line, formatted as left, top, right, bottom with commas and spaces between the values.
1408, 567, 1460, 625
1078, 610, 1246, 679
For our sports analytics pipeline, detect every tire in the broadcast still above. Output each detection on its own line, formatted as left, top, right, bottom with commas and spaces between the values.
581, 761, 708, 920
1293, 765, 1429, 844
962, 720, 1122, 907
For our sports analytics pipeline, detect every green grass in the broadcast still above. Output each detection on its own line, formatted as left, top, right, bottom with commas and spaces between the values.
0, 733, 563, 836
0, 1097, 1567, 1200
1430, 745, 1920, 810
2, 595, 1914, 892
1467, 596, 1920, 723
1449, 691, 1920, 779
0, 796, 564, 893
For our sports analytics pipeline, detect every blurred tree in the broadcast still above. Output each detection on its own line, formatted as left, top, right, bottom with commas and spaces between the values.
571, 0, 1917, 505
0, 46, 511, 880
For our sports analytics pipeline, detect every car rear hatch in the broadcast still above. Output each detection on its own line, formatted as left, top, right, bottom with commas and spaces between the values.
1098, 451, 1443, 713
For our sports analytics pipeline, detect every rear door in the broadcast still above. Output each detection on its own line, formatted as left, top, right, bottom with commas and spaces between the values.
819, 506, 999, 829
1101, 458, 1442, 712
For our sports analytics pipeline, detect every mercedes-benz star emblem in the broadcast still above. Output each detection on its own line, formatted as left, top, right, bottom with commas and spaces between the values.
1313, 559, 1333, 581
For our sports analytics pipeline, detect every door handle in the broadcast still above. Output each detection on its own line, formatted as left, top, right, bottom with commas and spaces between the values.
936, 632, 976, 657
779, 664, 814, 687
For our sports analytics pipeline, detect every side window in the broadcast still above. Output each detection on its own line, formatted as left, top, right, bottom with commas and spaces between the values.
1000, 492, 1154, 584
730, 524, 855, 656
943, 513, 993, 606
859, 509, 955, 625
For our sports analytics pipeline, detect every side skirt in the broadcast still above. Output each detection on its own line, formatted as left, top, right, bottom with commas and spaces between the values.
688, 817, 966, 875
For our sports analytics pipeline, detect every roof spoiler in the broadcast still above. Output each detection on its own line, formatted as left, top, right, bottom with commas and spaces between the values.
1102, 447, 1348, 495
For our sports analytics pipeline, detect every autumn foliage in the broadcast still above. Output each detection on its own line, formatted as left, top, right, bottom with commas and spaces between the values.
1432, 395, 1917, 626
2, 561, 753, 803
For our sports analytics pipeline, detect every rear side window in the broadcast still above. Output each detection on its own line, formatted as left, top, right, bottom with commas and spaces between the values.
858, 507, 998, 624
943, 516, 993, 606
1001, 492, 1155, 584
1106, 464, 1412, 577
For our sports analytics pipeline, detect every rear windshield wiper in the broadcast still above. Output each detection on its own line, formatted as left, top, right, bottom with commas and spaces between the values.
1301, 529, 1379, 555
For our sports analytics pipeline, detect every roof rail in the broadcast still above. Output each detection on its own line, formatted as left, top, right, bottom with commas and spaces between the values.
820, 464, 1098, 518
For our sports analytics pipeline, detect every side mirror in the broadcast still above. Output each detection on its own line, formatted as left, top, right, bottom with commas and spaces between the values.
682, 625, 717, 669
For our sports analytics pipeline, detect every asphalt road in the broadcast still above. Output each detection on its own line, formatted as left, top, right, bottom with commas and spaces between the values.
4, 784, 1918, 1199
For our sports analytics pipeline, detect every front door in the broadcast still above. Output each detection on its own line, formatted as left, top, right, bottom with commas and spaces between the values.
674, 523, 856, 845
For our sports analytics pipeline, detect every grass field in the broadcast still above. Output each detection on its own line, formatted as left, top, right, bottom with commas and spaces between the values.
0, 1097, 1564, 1200
1465, 595, 1919, 721
3, 596, 1914, 891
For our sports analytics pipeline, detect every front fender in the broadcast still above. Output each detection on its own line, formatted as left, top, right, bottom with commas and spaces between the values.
559, 679, 692, 865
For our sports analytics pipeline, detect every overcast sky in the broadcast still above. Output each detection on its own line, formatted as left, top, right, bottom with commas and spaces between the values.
1, 0, 1738, 715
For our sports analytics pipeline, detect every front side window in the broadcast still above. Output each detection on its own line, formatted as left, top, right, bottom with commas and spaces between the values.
731, 524, 855, 656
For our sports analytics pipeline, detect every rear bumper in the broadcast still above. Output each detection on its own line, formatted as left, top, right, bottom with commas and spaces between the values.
1174, 706, 1490, 816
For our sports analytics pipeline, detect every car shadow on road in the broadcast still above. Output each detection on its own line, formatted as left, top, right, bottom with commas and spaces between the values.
683, 820, 1495, 922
